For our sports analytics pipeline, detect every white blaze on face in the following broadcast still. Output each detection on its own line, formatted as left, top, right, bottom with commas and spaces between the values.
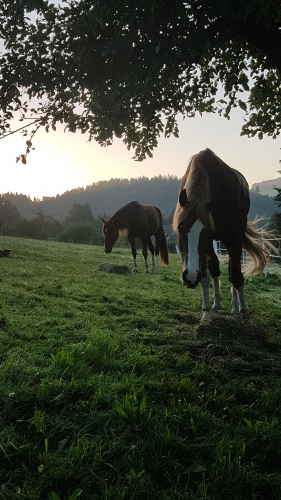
187, 219, 204, 284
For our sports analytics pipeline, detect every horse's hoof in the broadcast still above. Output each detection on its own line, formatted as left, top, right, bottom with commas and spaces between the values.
212, 304, 222, 311
239, 308, 249, 316
201, 311, 211, 322
133, 269, 138, 273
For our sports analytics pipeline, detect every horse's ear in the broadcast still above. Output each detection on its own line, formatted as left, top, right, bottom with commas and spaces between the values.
101, 217, 106, 224
179, 189, 188, 207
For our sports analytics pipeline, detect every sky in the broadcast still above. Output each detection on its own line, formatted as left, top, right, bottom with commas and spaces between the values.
1, 107, 281, 200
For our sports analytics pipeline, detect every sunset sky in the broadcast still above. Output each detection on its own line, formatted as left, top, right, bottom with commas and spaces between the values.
1, 107, 281, 200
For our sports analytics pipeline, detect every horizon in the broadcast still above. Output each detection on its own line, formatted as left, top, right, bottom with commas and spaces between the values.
2, 170, 279, 202
2, 109, 281, 200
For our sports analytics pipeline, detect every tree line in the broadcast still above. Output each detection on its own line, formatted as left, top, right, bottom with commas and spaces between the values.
2, 176, 180, 222
0, 176, 280, 244
0, 200, 103, 245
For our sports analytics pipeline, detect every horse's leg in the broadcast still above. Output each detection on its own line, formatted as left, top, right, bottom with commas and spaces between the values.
141, 237, 150, 273
237, 286, 248, 313
231, 285, 248, 314
147, 237, 156, 271
213, 276, 222, 311
228, 245, 249, 314
200, 270, 211, 322
128, 235, 138, 272
231, 286, 239, 314
154, 232, 161, 271
207, 242, 222, 311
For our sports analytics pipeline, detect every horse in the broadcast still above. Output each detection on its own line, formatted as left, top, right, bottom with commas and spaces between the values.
102, 201, 169, 272
173, 148, 274, 321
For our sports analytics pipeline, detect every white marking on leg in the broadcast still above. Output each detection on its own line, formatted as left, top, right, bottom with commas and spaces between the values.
187, 219, 204, 285
200, 271, 211, 322
155, 255, 159, 271
212, 277, 222, 311
201, 310, 211, 322
133, 258, 138, 273
145, 258, 149, 273
231, 285, 248, 314
231, 286, 239, 314
237, 285, 248, 314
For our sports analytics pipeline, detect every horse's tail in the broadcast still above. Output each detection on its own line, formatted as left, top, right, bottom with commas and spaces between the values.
159, 226, 169, 266
242, 219, 277, 275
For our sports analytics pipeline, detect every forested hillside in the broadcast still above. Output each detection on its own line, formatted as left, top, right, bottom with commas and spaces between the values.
2, 176, 180, 222
2, 175, 279, 223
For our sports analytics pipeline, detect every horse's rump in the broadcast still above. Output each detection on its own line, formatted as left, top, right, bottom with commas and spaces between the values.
143, 205, 163, 236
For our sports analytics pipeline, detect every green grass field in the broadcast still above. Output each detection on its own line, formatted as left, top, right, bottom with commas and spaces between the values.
1, 236, 281, 500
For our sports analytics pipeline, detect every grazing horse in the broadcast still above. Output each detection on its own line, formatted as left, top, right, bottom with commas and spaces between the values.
102, 201, 169, 272
173, 148, 273, 321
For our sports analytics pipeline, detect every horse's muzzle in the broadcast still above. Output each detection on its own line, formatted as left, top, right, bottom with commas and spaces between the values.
104, 247, 112, 254
182, 269, 201, 289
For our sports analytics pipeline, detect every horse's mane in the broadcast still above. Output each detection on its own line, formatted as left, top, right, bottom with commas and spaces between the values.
110, 202, 138, 230
173, 149, 215, 231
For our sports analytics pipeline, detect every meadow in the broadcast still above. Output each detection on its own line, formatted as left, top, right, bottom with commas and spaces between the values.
1, 236, 281, 500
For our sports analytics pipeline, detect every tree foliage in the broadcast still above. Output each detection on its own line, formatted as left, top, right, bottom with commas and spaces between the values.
63, 202, 94, 226
1, 0, 281, 161
270, 186, 281, 233
0, 196, 21, 227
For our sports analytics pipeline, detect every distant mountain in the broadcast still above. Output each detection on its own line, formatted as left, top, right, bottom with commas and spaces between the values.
251, 178, 281, 197
2, 175, 280, 223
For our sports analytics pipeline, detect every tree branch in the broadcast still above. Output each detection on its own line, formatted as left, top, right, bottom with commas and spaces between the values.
0, 118, 41, 139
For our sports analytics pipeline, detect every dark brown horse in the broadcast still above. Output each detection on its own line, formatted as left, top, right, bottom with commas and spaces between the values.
102, 201, 169, 272
173, 148, 274, 321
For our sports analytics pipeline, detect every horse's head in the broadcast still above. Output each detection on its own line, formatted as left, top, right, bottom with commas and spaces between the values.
101, 218, 119, 253
175, 190, 214, 289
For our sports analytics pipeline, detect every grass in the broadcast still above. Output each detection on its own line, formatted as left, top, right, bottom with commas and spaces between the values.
0, 236, 281, 499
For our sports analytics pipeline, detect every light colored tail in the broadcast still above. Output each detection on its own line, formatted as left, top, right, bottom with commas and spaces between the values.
242, 219, 278, 275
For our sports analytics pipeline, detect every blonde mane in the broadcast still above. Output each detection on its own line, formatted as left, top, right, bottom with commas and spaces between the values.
173, 152, 215, 231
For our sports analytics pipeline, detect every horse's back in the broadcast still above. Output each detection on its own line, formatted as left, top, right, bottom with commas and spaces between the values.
195, 149, 249, 207
195, 149, 246, 193
120, 202, 162, 236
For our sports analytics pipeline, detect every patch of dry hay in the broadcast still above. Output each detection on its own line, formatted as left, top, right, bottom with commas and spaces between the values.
175, 314, 281, 373
98, 263, 131, 274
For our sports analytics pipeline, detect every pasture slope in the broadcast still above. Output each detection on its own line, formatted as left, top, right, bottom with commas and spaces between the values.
0, 236, 281, 500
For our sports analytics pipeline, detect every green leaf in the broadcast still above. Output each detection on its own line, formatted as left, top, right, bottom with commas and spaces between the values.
238, 100, 247, 112
49, 493, 60, 500
69, 489, 83, 500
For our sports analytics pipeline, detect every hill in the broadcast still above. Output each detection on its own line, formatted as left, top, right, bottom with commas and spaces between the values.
2, 175, 280, 223
251, 177, 281, 197
2, 176, 180, 222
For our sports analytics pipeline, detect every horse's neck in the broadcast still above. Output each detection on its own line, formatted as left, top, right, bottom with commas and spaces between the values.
112, 212, 129, 230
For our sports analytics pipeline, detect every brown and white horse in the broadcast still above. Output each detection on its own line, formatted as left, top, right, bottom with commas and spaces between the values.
102, 201, 169, 272
173, 149, 273, 321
